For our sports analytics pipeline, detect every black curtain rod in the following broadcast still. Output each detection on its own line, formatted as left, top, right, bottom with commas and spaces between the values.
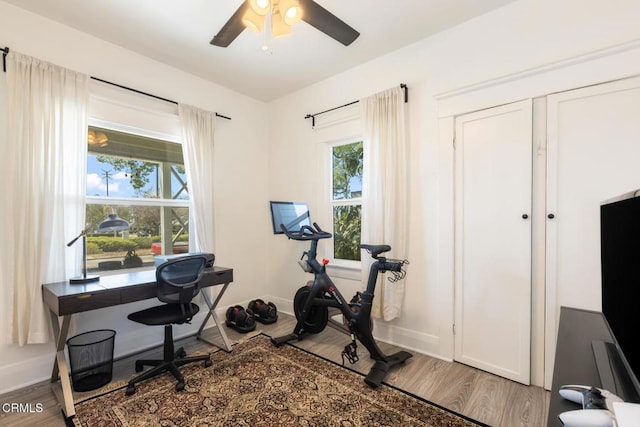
0, 52, 231, 120
90, 77, 231, 120
304, 83, 408, 128
1, 46, 9, 73
0, 47, 231, 122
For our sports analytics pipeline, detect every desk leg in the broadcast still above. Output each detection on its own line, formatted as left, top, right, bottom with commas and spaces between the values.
48, 311, 75, 419
197, 283, 233, 352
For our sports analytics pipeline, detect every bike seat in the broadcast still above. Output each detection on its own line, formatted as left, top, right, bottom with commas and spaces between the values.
360, 244, 391, 258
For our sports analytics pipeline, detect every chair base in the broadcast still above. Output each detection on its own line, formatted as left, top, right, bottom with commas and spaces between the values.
126, 324, 212, 396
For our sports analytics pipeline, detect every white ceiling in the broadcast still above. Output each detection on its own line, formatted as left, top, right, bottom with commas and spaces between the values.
3, 0, 516, 101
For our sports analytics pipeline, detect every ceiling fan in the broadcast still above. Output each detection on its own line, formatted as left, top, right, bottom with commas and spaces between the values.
211, 0, 360, 48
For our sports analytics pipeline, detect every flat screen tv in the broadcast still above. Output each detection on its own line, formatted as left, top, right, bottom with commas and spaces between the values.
597, 189, 640, 402
269, 201, 310, 234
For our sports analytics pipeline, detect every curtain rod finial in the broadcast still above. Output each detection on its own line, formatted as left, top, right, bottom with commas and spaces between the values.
305, 114, 315, 127
2, 46, 9, 73
400, 83, 408, 103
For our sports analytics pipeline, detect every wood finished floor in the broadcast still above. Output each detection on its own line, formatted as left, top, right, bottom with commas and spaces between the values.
0, 313, 550, 426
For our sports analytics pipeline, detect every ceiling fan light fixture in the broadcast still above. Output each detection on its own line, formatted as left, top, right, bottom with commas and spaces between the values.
211, 0, 359, 49
271, 11, 291, 38
279, 0, 302, 25
249, 0, 271, 16
242, 7, 265, 33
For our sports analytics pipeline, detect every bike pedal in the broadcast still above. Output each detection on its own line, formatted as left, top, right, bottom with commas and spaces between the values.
342, 343, 359, 364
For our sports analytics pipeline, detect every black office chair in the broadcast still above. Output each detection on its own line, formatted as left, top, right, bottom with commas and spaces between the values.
125, 255, 212, 396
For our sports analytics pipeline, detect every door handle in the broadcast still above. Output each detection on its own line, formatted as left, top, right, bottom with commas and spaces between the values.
522, 214, 529, 219
548, 213, 555, 219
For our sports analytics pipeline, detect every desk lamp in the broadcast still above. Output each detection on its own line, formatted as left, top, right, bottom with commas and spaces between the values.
67, 209, 130, 284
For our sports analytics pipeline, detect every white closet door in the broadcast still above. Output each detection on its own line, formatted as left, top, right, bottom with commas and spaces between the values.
545, 75, 640, 388
455, 99, 532, 384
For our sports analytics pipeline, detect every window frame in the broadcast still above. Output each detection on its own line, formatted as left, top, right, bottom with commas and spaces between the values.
85, 119, 191, 273
326, 138, 364, 270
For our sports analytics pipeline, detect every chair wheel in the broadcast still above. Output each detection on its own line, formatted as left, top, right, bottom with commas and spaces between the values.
176, 381, 185, 392
204, 358, 212, 368
177, 348, 187, 359
135, 361, 144, 372
126, 384, 136, 396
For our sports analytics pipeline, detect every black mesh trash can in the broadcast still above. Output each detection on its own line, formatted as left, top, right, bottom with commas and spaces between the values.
66, 329, 116, 392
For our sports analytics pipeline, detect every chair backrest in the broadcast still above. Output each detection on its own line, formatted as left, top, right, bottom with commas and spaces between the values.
156, 255, 208, 306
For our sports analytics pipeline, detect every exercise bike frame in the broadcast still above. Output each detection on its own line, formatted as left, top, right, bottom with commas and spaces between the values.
271, 222, 411, 387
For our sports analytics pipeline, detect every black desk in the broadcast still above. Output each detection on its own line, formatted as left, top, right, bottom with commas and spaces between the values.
547, 306, 613, 426
42, 266, 233, 419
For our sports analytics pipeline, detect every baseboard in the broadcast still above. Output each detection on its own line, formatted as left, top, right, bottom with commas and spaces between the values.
0, 295, 443, 396
0, 352, 55, 396
0, 305, 233, 396
261, 295, 294, 317
261, 294, 447, 362
371, 319, 447, 362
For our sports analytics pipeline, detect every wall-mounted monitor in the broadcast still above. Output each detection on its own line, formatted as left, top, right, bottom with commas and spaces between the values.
269, 201, 310, 234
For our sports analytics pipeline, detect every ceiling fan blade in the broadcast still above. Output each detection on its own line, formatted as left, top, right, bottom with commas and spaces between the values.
210, 1, 249, 47
299, 0, 359, 46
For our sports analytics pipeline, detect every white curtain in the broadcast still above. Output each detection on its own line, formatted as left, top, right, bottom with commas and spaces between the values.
178, 104, 216, 253
360, 86, 408, 321
1, 52, 88, 345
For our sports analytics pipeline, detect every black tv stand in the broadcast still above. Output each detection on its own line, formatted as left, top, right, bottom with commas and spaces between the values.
592, 340, 640, 403
592, 340, 621, 394
547, 307, 639, 426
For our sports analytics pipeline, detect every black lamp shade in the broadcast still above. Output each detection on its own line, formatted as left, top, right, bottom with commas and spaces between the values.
98, 213, 129, 232
67, 210, 129, 284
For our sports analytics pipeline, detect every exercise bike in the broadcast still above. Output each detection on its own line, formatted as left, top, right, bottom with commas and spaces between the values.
271, 222, 412, 388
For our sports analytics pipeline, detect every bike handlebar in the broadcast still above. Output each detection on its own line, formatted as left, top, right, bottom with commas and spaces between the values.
281, 222, 409, 282
381, 260, 403, 272
379, 259, 409, 283
280, 222, 332, 241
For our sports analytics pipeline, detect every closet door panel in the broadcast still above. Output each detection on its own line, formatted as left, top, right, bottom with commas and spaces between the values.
455, 99, 532, 384
545, 75, 640, 388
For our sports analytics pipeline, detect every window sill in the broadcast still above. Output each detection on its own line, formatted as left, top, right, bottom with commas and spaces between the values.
89, 265, 155, 276
326, 263, 361, 281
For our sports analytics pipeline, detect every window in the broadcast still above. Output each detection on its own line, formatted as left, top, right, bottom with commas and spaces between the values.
85, 125, 189, 272
331, 141, 363, 262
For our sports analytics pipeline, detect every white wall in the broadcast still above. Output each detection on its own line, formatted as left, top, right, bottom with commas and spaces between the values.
265, 0, 640, 387
3, 0, 640, 395
0, 1, 270, 394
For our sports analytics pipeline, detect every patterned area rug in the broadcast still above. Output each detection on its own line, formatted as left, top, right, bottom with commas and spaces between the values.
72, 334, 487, 426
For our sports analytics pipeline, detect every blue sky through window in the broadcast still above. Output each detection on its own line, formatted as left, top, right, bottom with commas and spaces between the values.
86, 155, 187, 199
